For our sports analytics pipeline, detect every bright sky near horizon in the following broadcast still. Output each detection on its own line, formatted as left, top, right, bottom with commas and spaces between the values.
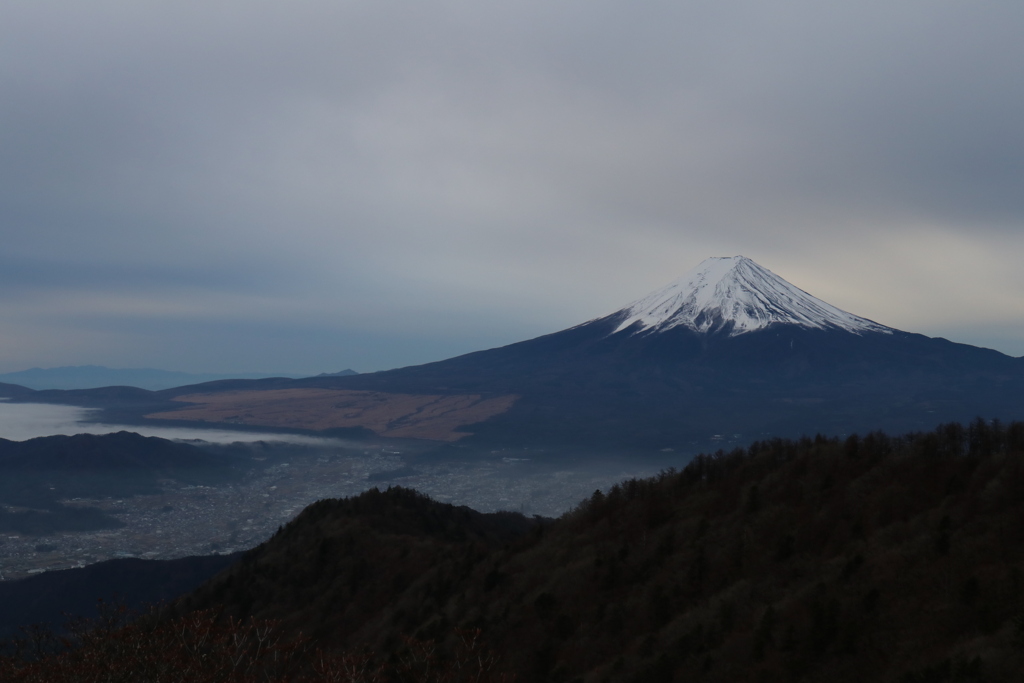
2, 1, 1024, 374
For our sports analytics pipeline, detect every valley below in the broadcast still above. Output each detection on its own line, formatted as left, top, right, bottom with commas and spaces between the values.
0, 439, 666, 581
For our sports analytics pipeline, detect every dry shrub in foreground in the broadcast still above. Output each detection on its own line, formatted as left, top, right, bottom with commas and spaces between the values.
0, 604, 514, 683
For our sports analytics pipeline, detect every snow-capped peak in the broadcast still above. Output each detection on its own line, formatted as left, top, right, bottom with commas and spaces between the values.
610, 256, 892, 337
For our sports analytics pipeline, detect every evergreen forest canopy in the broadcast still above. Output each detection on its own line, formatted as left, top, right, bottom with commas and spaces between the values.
5, 417, 1024, 682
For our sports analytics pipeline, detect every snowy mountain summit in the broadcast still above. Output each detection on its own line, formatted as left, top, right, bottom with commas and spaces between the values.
611, 256, 892, 337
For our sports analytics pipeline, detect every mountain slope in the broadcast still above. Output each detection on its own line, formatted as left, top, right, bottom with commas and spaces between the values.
0, 366, 300, 392
278, 257, 1024, 449
14, 257, 1024, 451
173, 488, 537, 644
163, 420, 1024, 682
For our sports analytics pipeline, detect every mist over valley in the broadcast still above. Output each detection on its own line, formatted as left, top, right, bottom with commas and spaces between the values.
0, 402, 668, 582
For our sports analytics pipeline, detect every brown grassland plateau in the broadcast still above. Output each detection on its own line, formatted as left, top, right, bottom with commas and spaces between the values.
146, 389, 518, 441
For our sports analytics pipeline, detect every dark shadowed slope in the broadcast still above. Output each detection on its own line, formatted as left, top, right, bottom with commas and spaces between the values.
174, 487, 538, 644
173, 419, 1024, 682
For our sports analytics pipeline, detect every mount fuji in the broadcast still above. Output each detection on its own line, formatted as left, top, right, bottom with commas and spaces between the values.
273, 255, 1024, 450
12, 256, 1024, 452
608, 256, 892, 337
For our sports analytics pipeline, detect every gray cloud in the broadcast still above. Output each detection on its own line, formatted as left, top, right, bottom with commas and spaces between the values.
2, 0, 1024, 373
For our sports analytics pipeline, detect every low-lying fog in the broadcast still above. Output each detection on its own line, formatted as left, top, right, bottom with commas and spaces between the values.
0, 402, 344, 446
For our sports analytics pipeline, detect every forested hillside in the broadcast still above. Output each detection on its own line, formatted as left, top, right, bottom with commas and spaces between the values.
0, 431, 242, 534
6, 418, 1024, 681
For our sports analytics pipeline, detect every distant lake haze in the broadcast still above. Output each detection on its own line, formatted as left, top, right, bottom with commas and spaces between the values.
0, 401, 347, 445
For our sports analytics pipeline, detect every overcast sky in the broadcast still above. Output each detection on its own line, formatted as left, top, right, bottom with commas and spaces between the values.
2, 1, 1023, 374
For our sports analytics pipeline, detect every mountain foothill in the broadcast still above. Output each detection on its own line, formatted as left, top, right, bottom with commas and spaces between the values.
0, 432, 244, 535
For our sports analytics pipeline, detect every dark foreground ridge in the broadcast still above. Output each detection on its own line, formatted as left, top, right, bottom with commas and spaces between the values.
6, 418, 1024, 681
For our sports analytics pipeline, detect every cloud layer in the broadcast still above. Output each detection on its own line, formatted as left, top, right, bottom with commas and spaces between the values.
3, 1, 1024, 372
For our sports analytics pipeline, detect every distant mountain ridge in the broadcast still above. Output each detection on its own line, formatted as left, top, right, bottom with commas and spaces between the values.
314, 369, 359, 378
0, 366, 302, 391
0, 366, 360, 391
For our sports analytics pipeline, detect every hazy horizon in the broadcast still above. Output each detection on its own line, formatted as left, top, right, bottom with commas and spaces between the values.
0, 401, 359, 446
2, 2, 1023, 372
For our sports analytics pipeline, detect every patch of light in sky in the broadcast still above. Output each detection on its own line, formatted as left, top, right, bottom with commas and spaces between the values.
0, 402, 346, 446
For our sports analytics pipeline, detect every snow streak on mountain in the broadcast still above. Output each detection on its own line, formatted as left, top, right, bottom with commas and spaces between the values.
609, 256, 893, 337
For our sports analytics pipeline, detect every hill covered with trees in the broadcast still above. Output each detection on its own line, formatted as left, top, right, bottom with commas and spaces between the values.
0, 431, 244, 534
6, 418, 1024, 681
